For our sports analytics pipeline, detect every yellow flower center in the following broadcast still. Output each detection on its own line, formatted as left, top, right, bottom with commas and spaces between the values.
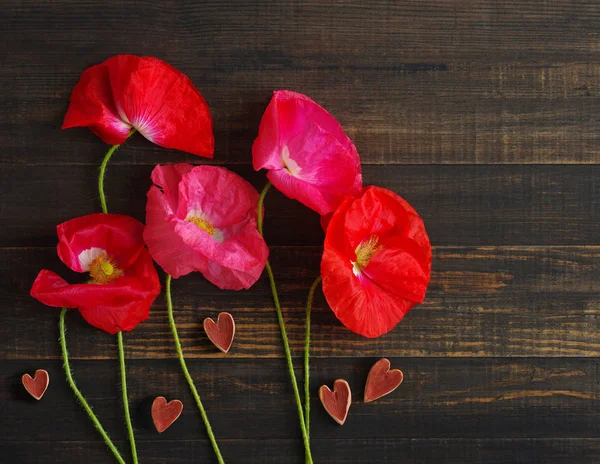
89, 253, 123, 284
353, 235, 383, 275
187, 216, 215, 236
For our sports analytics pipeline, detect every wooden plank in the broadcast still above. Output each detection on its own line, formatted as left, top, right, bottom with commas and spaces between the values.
3, 246, 598, 359
3, 1, 600, 65
1, 165, 598, 248
3, 95, 599, 166
0, 358, 600, 444
3, 1, 600, 165
2, 358, 598, 442
3, 438, 600, 464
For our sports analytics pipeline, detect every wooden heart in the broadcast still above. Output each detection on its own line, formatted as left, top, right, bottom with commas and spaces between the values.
22, 369, 49, 400
364, 358, 404, 403
318, 379, 352, 425
152, 396, 183, 433
203, 312, 235, 353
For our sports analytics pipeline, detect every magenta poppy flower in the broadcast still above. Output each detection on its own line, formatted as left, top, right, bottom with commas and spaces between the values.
252, 90, 362, 215
144, 164, 269, 290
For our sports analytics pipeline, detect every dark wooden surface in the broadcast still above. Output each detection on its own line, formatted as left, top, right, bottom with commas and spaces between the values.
1, 1, 599, 463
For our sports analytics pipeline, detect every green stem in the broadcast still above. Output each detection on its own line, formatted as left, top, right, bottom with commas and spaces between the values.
98, 129, 135, 214
118, 332, 138, 464
304, 275, 322, 461
258, 182, 313, 464
59, 309, 127, 464
165, 274, 225, 464
97, 129, 138, 463
98, 144, 120, 214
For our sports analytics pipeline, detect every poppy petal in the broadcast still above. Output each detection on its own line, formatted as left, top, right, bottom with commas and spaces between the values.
30, 250, 160, 333
321, 249, 414, 338
144, 164, 268, 288
267, 169, 345, 217
56, 213, 145, 273
62, 60, 132, 145
176, 165, 259, 228
107, 55, 214, 157
144, 185, 209, 279
253, 90, 362, 215
364, 242, 430, 302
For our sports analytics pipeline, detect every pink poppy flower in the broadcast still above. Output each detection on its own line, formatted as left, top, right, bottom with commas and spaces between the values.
144, 164, 269, 290
63, 54, 214, 157
252, 90, 362, 215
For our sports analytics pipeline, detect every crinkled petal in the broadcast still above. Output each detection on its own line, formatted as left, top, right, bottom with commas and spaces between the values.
174, 219, 268, 275
144, 185, 208, 279
364, 240, 430, 302
321, 248, 414, 338
30, 250, 160, 334
267, 169, 346, 217
283, 120, 360, 194
177, 166, 259, 228
62, 60, 132, 145
203, 250, 267, 291
150, 163, 195, 214
57, 213, 145, 273
144, 164, 268, 288
107, 55, 214, 157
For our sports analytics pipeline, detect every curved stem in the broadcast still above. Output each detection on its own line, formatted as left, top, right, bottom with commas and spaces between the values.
165, 274, 225, 464
304, 275, 322, 460
59, 309, 127, 464
98, 129, 135, 214
98, 144, 121, 214
256, 181, 271, 236
118, 332, 138, 464
97, 129, 138, 462
258, 182, 313, 464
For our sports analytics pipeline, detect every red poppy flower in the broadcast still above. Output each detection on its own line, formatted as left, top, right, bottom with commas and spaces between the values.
321, 186, 432, 338
144, 164, 269, 290
30, 214, 161, 334
252, 90, 362, 215
63, 54, 214, 157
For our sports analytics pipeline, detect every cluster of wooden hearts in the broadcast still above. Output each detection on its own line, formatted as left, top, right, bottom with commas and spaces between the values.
21, 317, 403, 432
319, 358, 403, 425
21, 312, 235, 431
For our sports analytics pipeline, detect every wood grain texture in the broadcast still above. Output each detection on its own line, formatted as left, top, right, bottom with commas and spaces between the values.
2, 246, 598, 359
3, 1, 600, 166
2, 358, 598, 442
4, 439, 600, 464
2, 0, 600, 462
1, 165, 598, 247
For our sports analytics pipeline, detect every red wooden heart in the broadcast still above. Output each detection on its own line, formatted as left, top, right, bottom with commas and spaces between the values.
22, 369, 49, 400
203, 312, 235, 353
318, 379, 352, 425
364, 358, 404, 403
152, 396, 183, 433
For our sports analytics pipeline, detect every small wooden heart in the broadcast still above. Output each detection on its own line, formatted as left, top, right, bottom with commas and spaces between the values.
364, 358, 404, 403
152, 396, 183, 433
22, 369, 49, 400
319, 379, 352, 425
203, 312, 235, 353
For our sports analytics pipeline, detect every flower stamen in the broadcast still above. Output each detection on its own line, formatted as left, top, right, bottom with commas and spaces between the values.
187, 216, 215, 236
352, 235, 383, 276
89, 253, 123, 284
